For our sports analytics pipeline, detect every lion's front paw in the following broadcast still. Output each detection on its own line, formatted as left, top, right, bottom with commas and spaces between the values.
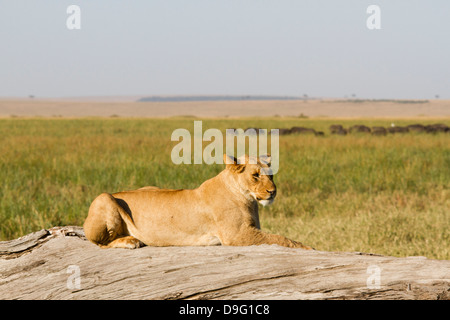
292, 241, 315, 250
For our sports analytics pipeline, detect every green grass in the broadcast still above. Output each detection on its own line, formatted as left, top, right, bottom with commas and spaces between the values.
0, 118, 449, 259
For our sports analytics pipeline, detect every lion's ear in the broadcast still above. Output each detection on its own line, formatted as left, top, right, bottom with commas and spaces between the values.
223, 154, 246, 173
223, 154, 237, 165
259, 154, 271, 166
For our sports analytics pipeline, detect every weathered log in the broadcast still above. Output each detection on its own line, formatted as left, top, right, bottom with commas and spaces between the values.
0, 226, 449, 300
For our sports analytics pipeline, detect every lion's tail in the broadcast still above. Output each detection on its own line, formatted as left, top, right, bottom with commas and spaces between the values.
115, 203, 145, 242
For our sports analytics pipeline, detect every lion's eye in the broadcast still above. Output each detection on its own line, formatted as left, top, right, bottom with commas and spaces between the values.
253, 173, 260, 179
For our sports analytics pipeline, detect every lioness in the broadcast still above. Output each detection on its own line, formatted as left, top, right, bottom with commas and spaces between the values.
83, 154, 313, 250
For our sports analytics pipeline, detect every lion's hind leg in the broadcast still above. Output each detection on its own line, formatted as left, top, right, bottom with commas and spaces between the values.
84, 193, 142, 249
101, 236, 144, 249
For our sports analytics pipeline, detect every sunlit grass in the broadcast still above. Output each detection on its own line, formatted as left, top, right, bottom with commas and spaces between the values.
0, 118, 448, 259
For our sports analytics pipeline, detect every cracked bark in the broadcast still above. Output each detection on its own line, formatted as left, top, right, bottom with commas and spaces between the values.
0, 226, 449, 300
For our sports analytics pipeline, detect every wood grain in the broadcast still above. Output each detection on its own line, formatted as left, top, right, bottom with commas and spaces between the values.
0, 226, 448, 300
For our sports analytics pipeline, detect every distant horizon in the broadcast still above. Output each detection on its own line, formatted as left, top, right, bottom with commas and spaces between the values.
1, 1, 449, 100
0, 94, 444, 102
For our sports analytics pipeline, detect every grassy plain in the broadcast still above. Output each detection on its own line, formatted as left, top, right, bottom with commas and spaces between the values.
0, 117, 448, 259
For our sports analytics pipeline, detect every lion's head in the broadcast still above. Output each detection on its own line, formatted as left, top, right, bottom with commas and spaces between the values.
223, 154, 276, 206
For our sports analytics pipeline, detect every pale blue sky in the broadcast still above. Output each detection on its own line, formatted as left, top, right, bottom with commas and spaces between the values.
0, 0, 449, 99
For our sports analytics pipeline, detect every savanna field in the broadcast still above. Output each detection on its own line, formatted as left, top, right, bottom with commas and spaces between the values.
0, 117, 448, 259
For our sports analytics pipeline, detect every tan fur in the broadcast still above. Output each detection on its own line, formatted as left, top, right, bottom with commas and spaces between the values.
83, 154, 313, 250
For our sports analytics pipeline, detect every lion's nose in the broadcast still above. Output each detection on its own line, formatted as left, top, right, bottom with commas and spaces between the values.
267, 189, 276, 196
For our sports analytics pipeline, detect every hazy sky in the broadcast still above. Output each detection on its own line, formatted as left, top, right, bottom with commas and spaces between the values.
1, 0, 449, 99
